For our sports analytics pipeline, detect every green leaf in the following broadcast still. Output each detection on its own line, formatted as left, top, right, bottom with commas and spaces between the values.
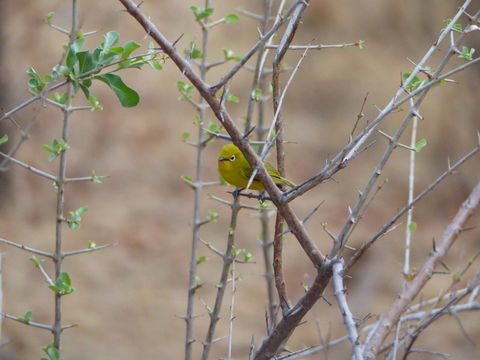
0, 134, 8, 145
224, 13, 240, 24
88, 240, 97, 249
42, 344, 61, 360
67, 206, 89, 230
180, 131, 190, 141
207, 122, 221, 133
17, 311, 33, 323
52, 92, 68, 105
184, 41, 203, 59
442, 18, 463, 32
42, 138, 70, 162
177, 80, 195, 100
181, 175, 195, 188
458, 46, 475, 61
414, 138, 427, 152
226, 93, 239, 103
95, 74, 140, 107
49, 272, 75, 295
102, 31, 120, 50
223, 48, 235, 60
121, 41, 141, 59
408, 221, 417, 232
196, 255, 207, 265
90, 170, 104, 183
235, 273, 244, 281
231, 245, 241, 257
402, 73, 426, 92
26, 67, 45, 94
77, 51, 96, 74
207, 210, 218, 223
45, 12, 55, 25
146, 57, 163, 71
242, 249, 252, 262
251, 88, 263, 102
190, 6, 214, 21
88, 95, 103, 111
66, 38, 86, 69
29, 256, 45, 267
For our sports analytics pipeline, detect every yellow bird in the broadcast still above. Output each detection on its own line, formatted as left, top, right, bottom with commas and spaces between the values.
217, 144, 295, 190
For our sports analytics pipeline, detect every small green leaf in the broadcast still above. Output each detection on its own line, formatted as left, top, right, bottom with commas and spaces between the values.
408, 221, 417, 232
102, 31, 120, 50
223, 49, 235, 60
45, 12, 55, 25
52, 92, 68, 105
67, 206, 89, 230
147, 58, 163, 71
226, 93, 239, 103
49, 272, 75, 295
231, 245, 241, 257
235, 273, 244, 281
17, 311, 33, 323
26, 67, 45, 94
95, 73, 140, 107
190, 6, 214, 21
207, 210, 218, 223
177, 80, 195, 100
402, 73, 426, 92
251, 88, 263, 102
90, 170, 104, 183
88, 95, 103, 111
42, 344, 61, 360
442, 18, 463, 32
42, 139, 70, 162
458, 46, 475, 61
207, 122, 221, 133
242, 249, 252, 262
414, 138, 427, 152
196, 255, 207, 265
224, 13, 240, 24
0, 134, 8, 145
181, 175, 195, 189
88, 240, 97, 249
29, 256, 45, 267
184, 41, 203, 59
194, 275, 202, 287
180, 132, 190, 141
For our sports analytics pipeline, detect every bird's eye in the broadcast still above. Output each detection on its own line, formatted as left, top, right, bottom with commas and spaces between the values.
229, 155, 236, 162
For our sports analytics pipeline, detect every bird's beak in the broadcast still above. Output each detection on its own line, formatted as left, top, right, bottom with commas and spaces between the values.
218, 157, 227, 161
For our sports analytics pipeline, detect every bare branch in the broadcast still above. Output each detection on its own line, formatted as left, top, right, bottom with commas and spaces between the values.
364, 180, 480, 359
0, 238, 53, 258
332, 259, 363, 360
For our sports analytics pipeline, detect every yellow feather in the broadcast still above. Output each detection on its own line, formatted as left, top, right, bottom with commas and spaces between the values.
217, 144, 295, 190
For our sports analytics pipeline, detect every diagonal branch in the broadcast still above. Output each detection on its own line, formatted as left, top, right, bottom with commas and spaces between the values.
118, 0, 324, 269
363, 180, 480, 359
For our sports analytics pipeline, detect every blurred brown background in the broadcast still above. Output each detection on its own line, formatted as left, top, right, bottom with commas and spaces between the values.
0, 0, 479, 359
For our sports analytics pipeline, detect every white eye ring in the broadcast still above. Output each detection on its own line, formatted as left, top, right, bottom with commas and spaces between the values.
229, 155, 236, 162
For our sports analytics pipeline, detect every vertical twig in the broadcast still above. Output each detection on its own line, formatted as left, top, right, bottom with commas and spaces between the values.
185, 2, 211, 358
270, 0, 309, 315
53, 0, 77, 349
332, 259, 363, 360
403, 99, 418, 277
201, 195, 240, 360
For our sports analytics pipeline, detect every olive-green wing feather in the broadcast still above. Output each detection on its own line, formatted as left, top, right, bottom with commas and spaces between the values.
241, 161, 295, 188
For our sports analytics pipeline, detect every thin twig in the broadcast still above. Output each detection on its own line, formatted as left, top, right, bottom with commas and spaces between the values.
364, 180, 480, 359
0, 238, 53, 258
